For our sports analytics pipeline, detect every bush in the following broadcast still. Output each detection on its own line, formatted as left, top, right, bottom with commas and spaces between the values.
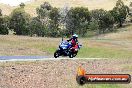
66, 7, 90, 36
10, 7, 30, 35
0, 10, 9, 35
90, 9, 114, 34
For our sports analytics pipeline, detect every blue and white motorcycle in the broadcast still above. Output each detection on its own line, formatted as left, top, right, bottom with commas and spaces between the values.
54, 39, 82, 58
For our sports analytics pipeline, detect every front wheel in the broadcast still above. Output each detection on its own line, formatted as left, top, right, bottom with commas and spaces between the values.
54, 50, 60, 58
69, 52, 74, 58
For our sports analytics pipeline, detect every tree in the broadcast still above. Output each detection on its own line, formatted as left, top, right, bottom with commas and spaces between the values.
90, 9, 115, 34
130, 2, 132, 7
36, 2, 62, 37
0, 17, 9, 35
36, 2, 52, 19
129, 2, 132, 22
66, 7, 90, 36
20, 3, 25, 8
59, 4, 70, 36
40, 2, 52, 11
0, 9, 9, 35
110, 0, 129, 27
90, 9, 106, 34
49, 7, 61, 37
88, 18, 99, 31
36, 2, 52, 36
30, 17, 46, 37
10, 7, 30, 35
0, 9, 2, 16
30, 2, 54, 37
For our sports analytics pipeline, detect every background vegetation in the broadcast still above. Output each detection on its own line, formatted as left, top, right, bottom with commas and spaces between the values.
0, 0, 132, 37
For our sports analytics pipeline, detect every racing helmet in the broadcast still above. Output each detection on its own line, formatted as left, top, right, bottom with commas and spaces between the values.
72, 34, 78, 39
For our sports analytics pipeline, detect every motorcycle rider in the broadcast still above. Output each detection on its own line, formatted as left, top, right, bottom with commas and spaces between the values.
67, 34, 79, 51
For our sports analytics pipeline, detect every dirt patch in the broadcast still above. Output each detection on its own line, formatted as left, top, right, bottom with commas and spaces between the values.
0, 59, 132, 88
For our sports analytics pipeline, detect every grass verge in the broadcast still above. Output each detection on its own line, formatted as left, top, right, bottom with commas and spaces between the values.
77, 46, 132, 58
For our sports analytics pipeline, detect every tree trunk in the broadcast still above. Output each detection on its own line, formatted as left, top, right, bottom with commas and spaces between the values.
119, 20, 122, 27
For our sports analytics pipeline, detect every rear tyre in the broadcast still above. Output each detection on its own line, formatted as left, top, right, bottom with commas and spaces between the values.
73, 51, 78, 57
73, 53, 77, 57
54, 50, 60, 58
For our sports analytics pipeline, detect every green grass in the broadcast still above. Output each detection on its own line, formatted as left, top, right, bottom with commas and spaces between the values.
27, 41, 58, 54
0, 34, 132, 58
122, 64, 132, 71
76, 84, 121, 88
31, 44, 132, 58
30, 42, 132, 58
77, 46, 132, 58
31, 44, 56, 54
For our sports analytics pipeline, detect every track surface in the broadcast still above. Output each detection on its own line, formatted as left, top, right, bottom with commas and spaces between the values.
0, 56, 50, 62
0, 56, 107, 62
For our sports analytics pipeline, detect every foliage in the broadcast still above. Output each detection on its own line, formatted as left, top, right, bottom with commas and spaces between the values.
36, 2, 52, 18
130, 2, 132, 7
0, 1, 130, 37
58, 5, 70, 37
35, 2, 61, 37
66, 7, 90, 36
40, 2, 52, 11
49, 7, 61, 37
90, 9, 114, 34
29, 17, 46, 37
0, 9, 9, 35
88, 18, 99, 31
0, 9, 2, 16
10, 7, 30, 35
110, 0, 129, 27
19, 3, 25, 8
35, 2, 52, 37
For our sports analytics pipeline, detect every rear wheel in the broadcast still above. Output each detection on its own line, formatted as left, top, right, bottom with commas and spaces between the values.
54, 50, 60, 58
73, 51, 78, 57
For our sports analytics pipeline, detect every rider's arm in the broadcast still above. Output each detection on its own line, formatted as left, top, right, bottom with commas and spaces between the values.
67, 38, 72, 42
76, 39, 79, 44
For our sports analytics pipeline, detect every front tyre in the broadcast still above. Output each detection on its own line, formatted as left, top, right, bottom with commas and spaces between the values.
69, 53, 74, 58
54, 50, 60, 58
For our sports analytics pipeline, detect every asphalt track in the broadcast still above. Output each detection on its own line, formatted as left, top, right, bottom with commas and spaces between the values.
0, 56, 107, 62
0, 56, 50, 62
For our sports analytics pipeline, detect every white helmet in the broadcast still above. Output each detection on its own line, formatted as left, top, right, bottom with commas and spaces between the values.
72, 34, 78, 38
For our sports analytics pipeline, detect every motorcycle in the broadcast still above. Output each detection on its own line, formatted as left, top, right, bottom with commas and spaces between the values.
54, 39, 82, 58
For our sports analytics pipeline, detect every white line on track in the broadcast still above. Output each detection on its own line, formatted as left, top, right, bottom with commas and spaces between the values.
0, 58, 108, 62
